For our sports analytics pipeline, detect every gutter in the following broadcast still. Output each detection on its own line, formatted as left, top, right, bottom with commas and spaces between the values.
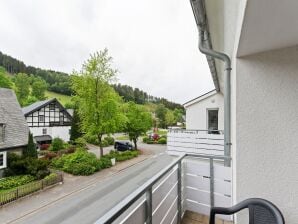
190, 0, 232, 166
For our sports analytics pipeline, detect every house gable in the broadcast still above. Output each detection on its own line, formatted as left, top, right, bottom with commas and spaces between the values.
23, 99, 72, 128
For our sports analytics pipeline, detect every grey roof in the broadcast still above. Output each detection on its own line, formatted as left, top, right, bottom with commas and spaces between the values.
0, 88, 29, 150
22, 98, 54, 115
34, 135, 52, 142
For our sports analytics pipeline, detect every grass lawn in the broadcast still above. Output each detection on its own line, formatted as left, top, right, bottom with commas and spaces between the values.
45, 91, 71, 106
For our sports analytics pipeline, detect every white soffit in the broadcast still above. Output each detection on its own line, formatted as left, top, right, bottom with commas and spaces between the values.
237, 0, 298, 57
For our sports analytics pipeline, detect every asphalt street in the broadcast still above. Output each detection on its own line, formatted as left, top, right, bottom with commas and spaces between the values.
9, 152, 175, 224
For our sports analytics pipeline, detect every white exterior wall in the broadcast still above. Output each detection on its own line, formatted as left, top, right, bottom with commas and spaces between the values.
29, 126, 71, 142
185, 93, 224, 130
235, 47, 298, 223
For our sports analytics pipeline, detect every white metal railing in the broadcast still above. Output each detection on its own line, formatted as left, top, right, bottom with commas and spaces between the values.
94, 154, 232, 224
167, 129, 224, 156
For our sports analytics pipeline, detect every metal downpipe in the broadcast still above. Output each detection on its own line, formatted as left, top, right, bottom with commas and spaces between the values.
199, 30, 232, 167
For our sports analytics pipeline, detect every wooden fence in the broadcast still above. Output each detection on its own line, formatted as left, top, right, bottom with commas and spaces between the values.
0, 173, 63, 206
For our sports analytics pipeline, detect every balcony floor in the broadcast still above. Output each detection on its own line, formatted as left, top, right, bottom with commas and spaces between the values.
182, 211, 233, 224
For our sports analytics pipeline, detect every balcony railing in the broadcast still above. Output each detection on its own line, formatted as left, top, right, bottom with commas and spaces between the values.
167, 129, 225, 156
94, 153, 232, 224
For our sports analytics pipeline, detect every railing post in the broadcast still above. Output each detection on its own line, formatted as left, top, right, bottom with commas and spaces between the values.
146, 187, 152, 224
209, 158, 214, 208
177, 161, 182, 224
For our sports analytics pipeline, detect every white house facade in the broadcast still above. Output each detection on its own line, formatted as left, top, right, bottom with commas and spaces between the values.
22, 98, 72, 143
190, 0, 298, 223
184, 90, 224, 132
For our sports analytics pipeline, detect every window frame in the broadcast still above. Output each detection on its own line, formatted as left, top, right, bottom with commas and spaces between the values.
42, 128, 47, 135
0, 151, 7, 169
38, 115, 45, 122
206, 108, 219, 134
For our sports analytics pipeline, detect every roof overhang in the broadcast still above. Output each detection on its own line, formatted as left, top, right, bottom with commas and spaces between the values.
183, 89, 217, 108
237, 0, 298, 57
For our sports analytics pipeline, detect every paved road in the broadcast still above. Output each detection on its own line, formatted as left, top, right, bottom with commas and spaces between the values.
7, 152, 174, 224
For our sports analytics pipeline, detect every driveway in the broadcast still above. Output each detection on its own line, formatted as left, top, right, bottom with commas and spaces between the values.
0, 143, 167, 224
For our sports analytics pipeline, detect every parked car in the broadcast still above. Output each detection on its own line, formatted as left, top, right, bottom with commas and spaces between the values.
114, 140, 133, 151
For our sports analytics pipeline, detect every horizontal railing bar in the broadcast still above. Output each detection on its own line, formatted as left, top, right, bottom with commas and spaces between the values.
94, 153, 231, 224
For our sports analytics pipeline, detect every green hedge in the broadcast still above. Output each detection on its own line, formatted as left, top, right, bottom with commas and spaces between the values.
157, 138, 167, 144
0, 175, 35, 191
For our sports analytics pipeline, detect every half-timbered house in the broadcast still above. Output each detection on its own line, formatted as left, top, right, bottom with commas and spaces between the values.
22, 98, 72, 144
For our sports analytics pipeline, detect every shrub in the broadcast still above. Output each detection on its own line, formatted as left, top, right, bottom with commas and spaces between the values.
98, 157, 112, 169
4, 154, 50, 179
104, 136, 115, 145
75, 137, 87, 147
115, 150, 139, 162
84, 135, 98, 145
142, 136, 149, 143
157, 138, 167, 144
0, 175, 35, 190
100, 139, 109, 147
40, 144, 50, 150
51, 138, 64, 151
44, 151, 58, 160
43, 173, 58, 182
146, 140, 154, 144
51, 150, 101, 176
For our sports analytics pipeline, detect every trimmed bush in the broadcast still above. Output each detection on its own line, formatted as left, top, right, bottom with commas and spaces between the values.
100, 139, 109, 147
84, 135, 99, 145
51, 138, 64, 151
0, 175, 35, 190
75, 137, 87, 147
4, 154, 50, 179
157, 138, 167, 144
104, 136, 115, 145
142, 136, 149, 143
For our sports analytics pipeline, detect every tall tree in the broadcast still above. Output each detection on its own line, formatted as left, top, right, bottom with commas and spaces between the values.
155, 104, 167, 128
0, 66, 13, 89
31, 77, 47, 100
70, 107, 83, 141
71, 49, 126, 156
23, 133, 37, 158
14, 73, 30, 105
124, 102, 152, 149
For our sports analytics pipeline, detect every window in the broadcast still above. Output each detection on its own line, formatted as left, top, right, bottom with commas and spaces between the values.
0, 151, 7, 169
0, 124, 5, 143
207, 109, 219, 134
59, 115, 64, 125
49, 103, 55, 111
42, 128, 47, 135
38, 115, 45, 122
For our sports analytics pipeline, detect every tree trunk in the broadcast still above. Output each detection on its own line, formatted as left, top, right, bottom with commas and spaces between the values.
98, 134, 103, 157
133, 138, 137, 150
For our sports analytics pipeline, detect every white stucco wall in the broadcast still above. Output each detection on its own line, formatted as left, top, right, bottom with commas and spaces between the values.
235, 46, 298, 223
30, 126, 71, 142
185, 93, 224, 130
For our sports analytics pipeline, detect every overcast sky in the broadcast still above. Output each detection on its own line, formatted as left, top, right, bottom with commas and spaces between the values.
0, 0, 213, 104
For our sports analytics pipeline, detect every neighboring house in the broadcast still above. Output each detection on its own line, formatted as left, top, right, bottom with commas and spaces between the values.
190, 0, 298, 222
183, 89, 224, 132
22, 98, 72, 144
0, 88, 29, 171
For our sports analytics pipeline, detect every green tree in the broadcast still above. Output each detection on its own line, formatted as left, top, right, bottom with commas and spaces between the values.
70, 107, 83, 141
155, 104, 167, 128
165, 109, 176, 127
124, 102, 152, 149
71, 49, 126, 157
14, 73, 30, 105
31, 77, 47, 100
23, 133, 37, 158
0, 66, 13, 89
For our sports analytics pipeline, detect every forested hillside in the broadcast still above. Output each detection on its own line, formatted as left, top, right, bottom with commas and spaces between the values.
0, 51, 183, 110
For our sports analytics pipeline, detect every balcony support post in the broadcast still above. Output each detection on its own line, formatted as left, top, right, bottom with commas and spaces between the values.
146, 187, 152, 224
210, 158, 215, 208
177, 162, 182, 224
